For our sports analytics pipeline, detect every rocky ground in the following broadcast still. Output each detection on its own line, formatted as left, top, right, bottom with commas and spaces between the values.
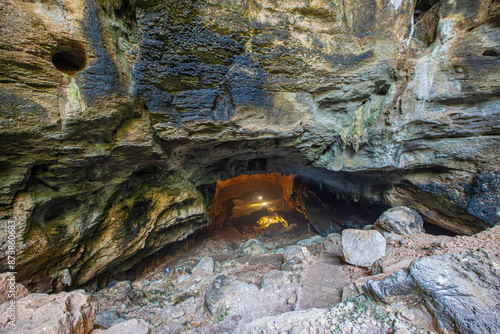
1, 208, 500, 333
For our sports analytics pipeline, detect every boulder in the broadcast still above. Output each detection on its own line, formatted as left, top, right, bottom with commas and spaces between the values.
0, 290, 94, 334
342, 229, 386, 267
363, 250, 500, 334
203, 288, 223, 315
374, 206, 424, 236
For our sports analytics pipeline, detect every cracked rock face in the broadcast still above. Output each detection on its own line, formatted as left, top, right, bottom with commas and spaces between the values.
0, 0, 499, 291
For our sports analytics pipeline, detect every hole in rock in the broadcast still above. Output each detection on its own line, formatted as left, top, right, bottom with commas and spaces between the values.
375, 83, 390, 96
51, 41, 86, 75
483, 49, 500, 58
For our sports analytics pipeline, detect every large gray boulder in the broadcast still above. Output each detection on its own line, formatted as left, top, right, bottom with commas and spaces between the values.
374, 206, 424, 236
363, 250, 500, 334
342, 229, 386, 267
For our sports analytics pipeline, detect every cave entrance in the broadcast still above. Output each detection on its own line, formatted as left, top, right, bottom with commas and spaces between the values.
208, 173, 310, 239
109, 172, 389, 284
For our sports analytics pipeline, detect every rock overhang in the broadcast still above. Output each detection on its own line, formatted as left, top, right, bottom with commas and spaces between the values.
0, 0, 498, 291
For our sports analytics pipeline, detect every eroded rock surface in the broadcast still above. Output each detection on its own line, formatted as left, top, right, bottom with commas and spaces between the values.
0, 290, 95, 334
374, 206, 425, 236
363, 249, 500, 334
342, 229, 386, 267
0, 0, 498, 290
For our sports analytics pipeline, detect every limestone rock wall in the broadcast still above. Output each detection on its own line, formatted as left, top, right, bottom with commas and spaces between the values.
0, 0, 498, 290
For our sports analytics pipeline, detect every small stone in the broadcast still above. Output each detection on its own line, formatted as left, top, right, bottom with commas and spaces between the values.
95, 310, 125, 329
242, 239, 266, 255
297, 235, 325, 246
212, 275, 230, 289
283, 245, 304, 263
169, 308, 185, 319
282, 257, 303, 271
196, 256, 215, 273
214, 261, 222, 273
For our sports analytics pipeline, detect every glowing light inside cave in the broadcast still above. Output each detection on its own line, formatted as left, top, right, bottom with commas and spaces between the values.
209, 173, 297, 229
256, 213, 289, 229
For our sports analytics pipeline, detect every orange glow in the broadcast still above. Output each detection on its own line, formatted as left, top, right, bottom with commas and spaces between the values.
209, 173, 296, 227
257, 214, 288, 229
